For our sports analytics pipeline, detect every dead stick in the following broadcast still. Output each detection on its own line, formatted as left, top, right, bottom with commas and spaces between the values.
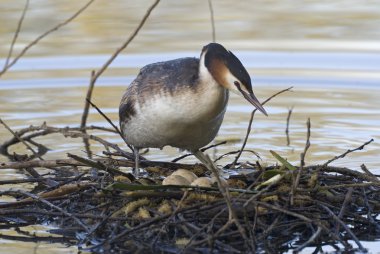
84, 0, 160, 152
319, 204, 365, 251
285, 106, 294, 146
291, 118, 310, 205
2, 190, 90, 233
293, 226, 322, 253
3, 0, 29, 69
81, 70, 96, 129
88, 0, 160, 88
335, 187, 353, 233
0, 118, 43, 160
0, 0, 94, 76
232, 87, 293, 166
360, 164, 379, 182
207, 0, 216, 42
171, 141, 227, 162
86, 99, 134, 153
0, 157, 203, 171
321, 138, 374, 168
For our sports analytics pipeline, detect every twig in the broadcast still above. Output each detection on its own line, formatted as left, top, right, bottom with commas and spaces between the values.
0, 208, 125, 221
232, 87, 293, 166
293, 227, 322, 253
0, 0, 94, 76
193, 151, 249, 244
291, 118, 310, 205
84, 0, 160, 152
321, 138, 374, 168
214, 149, 260, 163
207, 0, 216, 42
0, 157, 205, 171
317, 182, 380, 190
285, 106, 294, 146
335, 187, 353, 233
360, 164, 379, 182
255, 201, 314, 224
152, 191, 189, 247
319, 204, 366, 251
361, 187, 380, 231
307, 165, 379, 183
171, 141, 227, 162
81, 71, 96, 129
88, 0, 160, 89
80, 81, 98, 160
0, 118, 43, 160
86, 99, 134, 153
3, 0, 29, 69
2, 190, 90, 233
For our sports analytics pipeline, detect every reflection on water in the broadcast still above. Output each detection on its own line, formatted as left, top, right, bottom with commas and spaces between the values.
1, 0, 380, 252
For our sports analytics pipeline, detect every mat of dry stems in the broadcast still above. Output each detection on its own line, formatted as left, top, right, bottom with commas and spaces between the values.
0, 94, 379, 254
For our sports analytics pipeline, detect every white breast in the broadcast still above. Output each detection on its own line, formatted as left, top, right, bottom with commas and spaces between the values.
122, 75, 228, 150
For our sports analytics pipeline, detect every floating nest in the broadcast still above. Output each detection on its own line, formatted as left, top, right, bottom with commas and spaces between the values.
0, 122, 379, 253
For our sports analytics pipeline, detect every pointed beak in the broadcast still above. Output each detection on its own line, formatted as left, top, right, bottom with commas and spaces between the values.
241, 90, 268, 116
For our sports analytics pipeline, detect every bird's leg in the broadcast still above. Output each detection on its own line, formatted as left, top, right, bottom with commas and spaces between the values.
192, 150, 222, 177
133, 147, 140, 177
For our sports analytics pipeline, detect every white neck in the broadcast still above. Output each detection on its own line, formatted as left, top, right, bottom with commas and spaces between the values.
199, 52, 219, 89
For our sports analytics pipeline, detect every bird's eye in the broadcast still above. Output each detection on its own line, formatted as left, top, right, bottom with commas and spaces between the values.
234, 81, 240, 88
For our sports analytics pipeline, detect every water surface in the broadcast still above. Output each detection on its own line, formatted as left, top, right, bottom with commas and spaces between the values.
1, 0, 380, 253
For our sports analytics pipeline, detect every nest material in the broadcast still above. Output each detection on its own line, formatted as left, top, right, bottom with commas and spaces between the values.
0, 147, 379, 253
0, 104, 378, 253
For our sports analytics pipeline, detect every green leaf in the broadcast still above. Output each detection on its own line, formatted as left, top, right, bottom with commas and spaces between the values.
270, 150, 297, 171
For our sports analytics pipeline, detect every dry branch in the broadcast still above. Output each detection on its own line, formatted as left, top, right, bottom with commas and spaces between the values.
232, 87, 293, 166
0, 0, 94, 76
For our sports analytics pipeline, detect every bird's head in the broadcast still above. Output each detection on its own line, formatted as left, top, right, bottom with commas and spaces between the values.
200, 43, 267, 116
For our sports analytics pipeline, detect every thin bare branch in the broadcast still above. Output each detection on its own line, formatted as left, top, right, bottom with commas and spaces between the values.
291, 118, 310, 205
293, 227, 322, 253
285, 106, 294, 146
3, 190, 90, 233
0, 118, 43, 160
207, 0, 216, 42
0, 0, 94, 76
319, 204, 365, 251
171, 141, 227, 162
3, 0, 29, 68
232, 87, 293, 166
89, 0, 160, 87
321, 138, 374, 168
81, 71, 96, 129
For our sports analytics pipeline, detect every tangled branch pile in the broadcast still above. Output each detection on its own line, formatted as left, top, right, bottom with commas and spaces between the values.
0, 122, 379, 253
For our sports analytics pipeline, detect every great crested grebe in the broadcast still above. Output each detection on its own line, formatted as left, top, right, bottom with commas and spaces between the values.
119, 43, 267, 176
